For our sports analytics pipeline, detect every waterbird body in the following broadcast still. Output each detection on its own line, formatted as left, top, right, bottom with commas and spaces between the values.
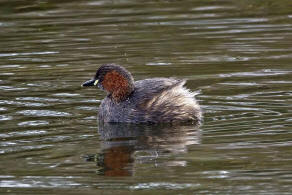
82, 64, 202, 124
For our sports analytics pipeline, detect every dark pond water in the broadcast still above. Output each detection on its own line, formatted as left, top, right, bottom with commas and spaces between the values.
1, 0, 292, 194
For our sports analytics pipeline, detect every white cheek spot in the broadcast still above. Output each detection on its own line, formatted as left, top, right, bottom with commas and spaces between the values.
94, 80, 99, 86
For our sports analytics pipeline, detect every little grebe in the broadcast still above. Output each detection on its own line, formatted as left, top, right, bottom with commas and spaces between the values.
82, 64, 202, 124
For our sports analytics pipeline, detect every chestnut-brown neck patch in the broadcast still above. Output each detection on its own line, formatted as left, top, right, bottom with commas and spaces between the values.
102, 70, 132, 102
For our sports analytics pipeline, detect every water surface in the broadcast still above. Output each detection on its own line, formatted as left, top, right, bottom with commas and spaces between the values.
1, 0, 292, 194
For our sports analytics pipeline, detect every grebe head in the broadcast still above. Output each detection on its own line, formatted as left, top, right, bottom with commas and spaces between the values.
82, 64, 134, 102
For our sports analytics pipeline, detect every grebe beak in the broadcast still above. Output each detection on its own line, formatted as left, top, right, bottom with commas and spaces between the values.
82, 79, 98, 87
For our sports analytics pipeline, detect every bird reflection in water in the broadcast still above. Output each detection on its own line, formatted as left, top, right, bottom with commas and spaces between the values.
84, 122, 201, 177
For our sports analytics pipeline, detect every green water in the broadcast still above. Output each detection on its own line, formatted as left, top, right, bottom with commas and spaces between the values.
1, 0, 292, 194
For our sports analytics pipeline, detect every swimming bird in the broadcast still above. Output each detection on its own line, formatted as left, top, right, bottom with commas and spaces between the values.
82, 64, 202, 124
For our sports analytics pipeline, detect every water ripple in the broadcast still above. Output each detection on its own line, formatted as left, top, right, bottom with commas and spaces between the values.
130, 182, 200, 190
0, 130, 47, 138
0, 176, 81, 188
0, 86, 28, 91
16, 97, 65, 102
52, 93, 80, 97
17, 110, 71, 117
0, 100, 48, 107
219, 69, 291, 78
0, 115, 12, 121
0, 51, 58, 57
18, 120, 49, 126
